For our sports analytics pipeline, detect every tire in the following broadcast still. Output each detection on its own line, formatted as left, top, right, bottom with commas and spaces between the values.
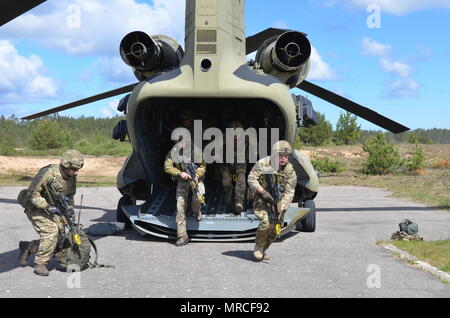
117, 195, 132, 229
296, 199, 316, 232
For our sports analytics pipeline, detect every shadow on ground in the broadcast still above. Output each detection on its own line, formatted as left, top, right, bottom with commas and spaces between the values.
222, 250, 257, 262
0, 228, 164, 274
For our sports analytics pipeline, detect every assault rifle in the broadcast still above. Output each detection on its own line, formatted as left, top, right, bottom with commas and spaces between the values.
264, 174, 282, 236
43, 182, 81, 247
181, 161, 206, 209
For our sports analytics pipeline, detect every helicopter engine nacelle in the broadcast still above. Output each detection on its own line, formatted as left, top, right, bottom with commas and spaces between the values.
120, 31, 184, 81
256, 31, 311, 88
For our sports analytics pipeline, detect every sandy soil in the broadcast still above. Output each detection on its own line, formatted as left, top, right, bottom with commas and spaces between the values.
1, 144, 448, 178
0, 150, 313, 178
0, 156, 127, 177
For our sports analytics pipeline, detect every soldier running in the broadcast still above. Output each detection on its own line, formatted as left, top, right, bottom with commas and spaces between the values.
17, 150, 84, 276
248, 140, 297, 261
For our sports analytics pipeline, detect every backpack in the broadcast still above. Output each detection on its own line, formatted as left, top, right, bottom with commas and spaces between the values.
84, 222, 123, 236
17, 189, 29, 208
55, 227, 111, 271
399, 219, 419, 235
55, 228, 94, 271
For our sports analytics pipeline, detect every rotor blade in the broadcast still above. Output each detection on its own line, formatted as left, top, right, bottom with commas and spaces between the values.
0, 0, 46, 26
245, 28, 287, 55
21, 82, 139, 120
297, 80, 409, 133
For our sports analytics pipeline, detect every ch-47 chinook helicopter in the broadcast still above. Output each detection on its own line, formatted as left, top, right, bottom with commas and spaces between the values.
22, 0, 409, 242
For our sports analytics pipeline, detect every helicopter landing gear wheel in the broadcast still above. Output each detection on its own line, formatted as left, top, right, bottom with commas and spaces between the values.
295, 199, 316, 232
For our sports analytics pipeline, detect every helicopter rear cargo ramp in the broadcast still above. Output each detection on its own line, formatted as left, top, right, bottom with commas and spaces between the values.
121, 204, 309, 242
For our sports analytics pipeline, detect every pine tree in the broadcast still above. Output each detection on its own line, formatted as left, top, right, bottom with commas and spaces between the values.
29, 119, 67, 150
297, 112, 333, 146
362, 133, 402, 175
334, 111, 361, 145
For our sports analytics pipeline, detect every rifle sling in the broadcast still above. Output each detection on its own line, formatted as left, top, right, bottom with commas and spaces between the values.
86, 235, 115, 269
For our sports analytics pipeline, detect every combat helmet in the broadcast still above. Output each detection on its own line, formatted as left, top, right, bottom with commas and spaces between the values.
61, 149, 84, 169
272, 140, 293, 156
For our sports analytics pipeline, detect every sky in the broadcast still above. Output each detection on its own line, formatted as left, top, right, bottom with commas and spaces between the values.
0, 0, 449, 131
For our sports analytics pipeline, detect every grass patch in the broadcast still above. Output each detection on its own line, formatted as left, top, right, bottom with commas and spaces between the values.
319, 171, 450, 211
0, 174, 31, 187
389, 239, 450, 274
77, 176, 116, 187
305, 144, 450, 211
311, 155, 343, 173
0, 173, 116, 187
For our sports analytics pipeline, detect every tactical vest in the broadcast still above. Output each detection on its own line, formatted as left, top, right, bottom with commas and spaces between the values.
258, 163, 293, 193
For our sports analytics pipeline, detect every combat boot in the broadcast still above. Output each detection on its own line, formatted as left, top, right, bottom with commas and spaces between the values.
253, 246, 264, 261
18, 241, 31, 267
33, 264, 49, 276
235, 203, 243, 214
175, 235, 190, 247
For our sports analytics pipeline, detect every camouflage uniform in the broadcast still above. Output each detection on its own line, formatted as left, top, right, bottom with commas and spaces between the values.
221, 162, 246, 207
164, 147, 206, 242
221, 121, 247, 212
18, 150, 83, 276
391, 220, 422, 241
248, 142, 297, 260
22, 164, 77, 265
391, 231, 423, 241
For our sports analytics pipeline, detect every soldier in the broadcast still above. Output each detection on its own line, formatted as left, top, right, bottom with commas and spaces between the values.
18, 150, 84, 276
255, 104, 284, 156
217, 105, 235, 131
164, 139, 206, 246
221, 120, 247, 214
247, 140, 297, 261
178, 108, 195, 132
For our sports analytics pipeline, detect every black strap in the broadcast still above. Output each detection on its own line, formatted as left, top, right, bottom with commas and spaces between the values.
86, 235, 115, 269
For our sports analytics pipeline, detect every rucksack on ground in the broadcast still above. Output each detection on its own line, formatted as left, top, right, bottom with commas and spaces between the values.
55, 228, 93, 271
399, 219, 419, 235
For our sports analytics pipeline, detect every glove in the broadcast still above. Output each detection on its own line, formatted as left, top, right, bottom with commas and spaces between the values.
260, 190, 274, 203
67, 208, 75, 219
277, 202, 286, 214
48, 205, 61, 215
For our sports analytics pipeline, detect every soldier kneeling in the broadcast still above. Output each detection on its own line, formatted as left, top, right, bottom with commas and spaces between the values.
17, 150, 83, 276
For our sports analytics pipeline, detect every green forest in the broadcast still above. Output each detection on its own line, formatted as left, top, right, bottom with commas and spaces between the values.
1, 114, 449, 156
296, 111, 450, 147
0, 115, 131, 156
